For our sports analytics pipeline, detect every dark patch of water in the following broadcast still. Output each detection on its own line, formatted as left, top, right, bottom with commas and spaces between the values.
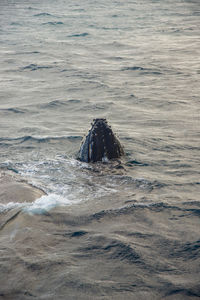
68, 32, 89, 38
42, 21, 64, 26
0, 107, 26, 114
34, 13, 53, 17
21, 64, 53, 71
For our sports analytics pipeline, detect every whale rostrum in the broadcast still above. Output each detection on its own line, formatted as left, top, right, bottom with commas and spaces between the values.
78, 118, 124, 163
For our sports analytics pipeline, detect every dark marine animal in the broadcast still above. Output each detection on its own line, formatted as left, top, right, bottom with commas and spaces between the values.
78, 118, 124, 163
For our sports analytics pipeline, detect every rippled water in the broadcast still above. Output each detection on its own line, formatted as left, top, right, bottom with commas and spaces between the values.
0, 0, 199, 209
0, 1, 200, 298
0, 0, 200, 211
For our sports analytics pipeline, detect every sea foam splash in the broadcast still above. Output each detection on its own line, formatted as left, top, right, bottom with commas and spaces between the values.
0, 202, 25, 213
0, 193, 79, 215
23, 193, 78, 215
1, 156, 155, 216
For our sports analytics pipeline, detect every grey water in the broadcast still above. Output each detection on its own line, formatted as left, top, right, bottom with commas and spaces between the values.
0, 0, 199, 208
0, 1, 200, 299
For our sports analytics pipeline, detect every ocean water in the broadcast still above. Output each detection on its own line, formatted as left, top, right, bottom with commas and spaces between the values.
0, 0, 200, 299
0, 0, 199, 208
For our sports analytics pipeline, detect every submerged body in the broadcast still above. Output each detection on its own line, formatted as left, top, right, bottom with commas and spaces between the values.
0, 171, 45, 204
78, 118, 124, 163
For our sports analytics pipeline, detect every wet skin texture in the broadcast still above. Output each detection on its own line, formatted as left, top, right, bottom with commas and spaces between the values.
78, 118, 124, 163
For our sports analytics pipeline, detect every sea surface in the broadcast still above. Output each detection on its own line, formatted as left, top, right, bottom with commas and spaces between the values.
0, 0, 200, 299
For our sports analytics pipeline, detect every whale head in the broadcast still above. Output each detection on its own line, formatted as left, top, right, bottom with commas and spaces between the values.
78, 118, 124, 163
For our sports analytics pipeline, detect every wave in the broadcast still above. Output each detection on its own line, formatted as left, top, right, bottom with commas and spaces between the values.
23, 193, 78, 215
33, 13, 53, 17
0, 202, 24, 213
38, 99, 70, 109
0, 135, 82, 145
68, 32, 89, 38
81, 102, 113, 111
77, 236, 142, 264
121, 66, 163, 75
104, 175, 165, 191
102, 26, 120, 31
125, 160, 149, 167
0, 193, 80, 215
10, 22, 22, 26
170, 239, 200, 260
121, 65, 184, 76
21, 64, 53, 71
1, 185, 199, 216
0, 99, 82, 115
27, 6, 39, 10
84, 202, 200, 223
42, 21, 64, 26
0, 107, 26, 114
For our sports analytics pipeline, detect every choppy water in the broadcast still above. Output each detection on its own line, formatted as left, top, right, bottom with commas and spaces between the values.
0, 0, 200, 299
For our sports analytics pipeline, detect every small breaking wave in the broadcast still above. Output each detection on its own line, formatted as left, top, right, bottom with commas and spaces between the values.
0, 202, 24, 213
0, 193, 79, 215
23, 193, 79, 215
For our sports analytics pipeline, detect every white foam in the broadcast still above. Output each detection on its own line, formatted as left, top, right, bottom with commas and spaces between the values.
23, 193, 77, 215
0, 201, 25, 213
0, 193, 79, 215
